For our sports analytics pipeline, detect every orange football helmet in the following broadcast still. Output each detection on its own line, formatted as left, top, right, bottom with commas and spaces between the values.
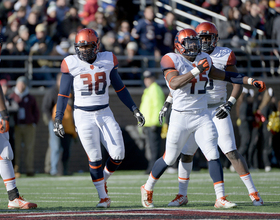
174, 28, 201, 57
74, 28, 100, 61
195, 22, 218, 53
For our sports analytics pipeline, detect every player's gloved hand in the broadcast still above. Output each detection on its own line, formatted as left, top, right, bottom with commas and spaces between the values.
159, 101, 171, 125
251, 79, 266, 92
133, 108, 145, 127
0, 110, 9, 133
215, 101, 233, 119
197, 58, 210, 73
53, 118, 65, 138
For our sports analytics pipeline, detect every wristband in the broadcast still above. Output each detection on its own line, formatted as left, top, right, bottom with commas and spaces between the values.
247, 78, 253, 85
228, 96, 236, 105
166, 96, 173, 104
190, 67, 200, 77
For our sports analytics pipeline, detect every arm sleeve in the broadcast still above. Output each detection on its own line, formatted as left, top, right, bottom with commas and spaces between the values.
110, 67, 137, 112
224, 71, 245, 84
55, 73, 73, 121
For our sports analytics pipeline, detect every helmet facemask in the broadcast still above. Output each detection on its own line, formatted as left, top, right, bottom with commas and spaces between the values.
74, 41, 99, 62
198, 33, 217, 53
180, 37, 201, 57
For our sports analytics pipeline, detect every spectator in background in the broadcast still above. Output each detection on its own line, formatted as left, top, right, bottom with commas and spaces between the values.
139, 70, 165, 174
79, 0, 98, 26
236, 88, 254, 166
117, 20, 133, 51
115, 0, 139, 28
4, 18, 20, 44
15, 6, 28, 26
259, 88, 276, 172
272, 0, 280, 75
88, 11, 112, 38
60, 6, 83, 39
52, 93, 77, 175
9, 76, 39, 177
158, 12, 177, 55
101, 31, 123, 55
18, 25, 30, 51
45, 1, 58, 40
28, 23, 53, 55
242, 2, 262, 38
201, 0, 223, 21
13, 38, 28, 68
0, 0, 16, 27
30, 0, 47, 24
120, 41, 141, 80
25, 11, 39, 36
55, 0, 69, 25
131, 5, 161, 68
41, 73, 61, 176
14, 0, 31, 19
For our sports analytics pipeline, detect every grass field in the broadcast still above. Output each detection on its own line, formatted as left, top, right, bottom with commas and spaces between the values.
0, 168, 279, 213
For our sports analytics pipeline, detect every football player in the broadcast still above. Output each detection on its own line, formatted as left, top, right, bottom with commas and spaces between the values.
160, 22, 264, 207
53, 28, 145, 208
0, 38, 37, 209
141, 28, 266, 208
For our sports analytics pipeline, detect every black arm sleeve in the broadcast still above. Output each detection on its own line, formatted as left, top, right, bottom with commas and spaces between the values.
55, 73, 73, 121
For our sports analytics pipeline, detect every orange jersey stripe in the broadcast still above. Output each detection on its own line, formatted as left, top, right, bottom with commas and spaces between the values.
92, 177, 104, 182
58, 94, 70, 98
213, 181, 224, 186
0, 155, 3, 160
89, 164, 102, 169
240, 172, 250, 177
4, 177, 15, 182
115, 85, 125, 93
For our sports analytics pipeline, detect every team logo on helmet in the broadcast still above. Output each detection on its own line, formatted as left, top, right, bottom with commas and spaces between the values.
74, 28, 100, 62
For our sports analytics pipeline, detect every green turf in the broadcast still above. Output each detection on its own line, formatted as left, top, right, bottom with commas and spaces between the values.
0, 169, 279, 213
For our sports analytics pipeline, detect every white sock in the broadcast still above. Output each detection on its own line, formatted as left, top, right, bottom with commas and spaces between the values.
0, 160, 16, 191
178, 160, 192, 197
240, 173, 257, 194
103, 167, 113, 183
214, 182, 225, 199
145, 174, 158, 191
94, 180, 107, 199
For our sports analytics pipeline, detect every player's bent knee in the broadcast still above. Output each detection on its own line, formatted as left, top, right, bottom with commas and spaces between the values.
225, 150, 239, 161
0, 142, 14, 160
181, 154, 194, 163
163, 157, 176, 166
205, 149, 219, 161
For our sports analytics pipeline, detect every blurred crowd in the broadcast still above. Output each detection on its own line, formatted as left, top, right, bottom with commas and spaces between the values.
233, 87, 280, 172
0, 0, 279, 82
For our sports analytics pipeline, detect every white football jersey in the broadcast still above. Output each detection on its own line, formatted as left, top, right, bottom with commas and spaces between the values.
206, 46, 237, 104
161, 52, 212, 111
62, 52, 116, 107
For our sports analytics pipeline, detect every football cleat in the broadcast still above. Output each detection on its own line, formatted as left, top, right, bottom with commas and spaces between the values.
96, 197, 111, 208
168, 194, 188, 207
105, 182, 108, 194
140, 185, 154, 208
8, 196, 37, 209
214, 196, 237, 208
249, 192, 264, 206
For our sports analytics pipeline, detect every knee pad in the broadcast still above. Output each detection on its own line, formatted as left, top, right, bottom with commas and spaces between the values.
0, 141, 14, 161
204, 148, 219, 161
181, 154, 194, 163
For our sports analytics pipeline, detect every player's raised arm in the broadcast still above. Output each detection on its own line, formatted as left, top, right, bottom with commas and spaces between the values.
110, 54, 145, 127
208, 65, 266, 92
